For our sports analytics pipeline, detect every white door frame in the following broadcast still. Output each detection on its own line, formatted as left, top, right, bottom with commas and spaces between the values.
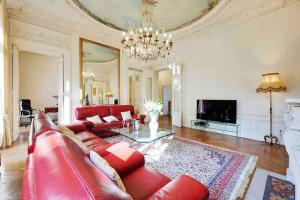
11, 44, 20, 141
154, 63, 182, 127
10, 37, 71, 139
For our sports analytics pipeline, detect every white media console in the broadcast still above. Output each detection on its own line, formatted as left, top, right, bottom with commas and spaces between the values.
191, 119, 240, 137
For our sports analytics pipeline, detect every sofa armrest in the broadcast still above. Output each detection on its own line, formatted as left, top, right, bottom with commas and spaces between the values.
66, 123, 88, 134
146, 175, 209, 200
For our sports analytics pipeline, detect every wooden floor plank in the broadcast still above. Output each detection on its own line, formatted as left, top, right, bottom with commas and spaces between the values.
159, 116, 288, 175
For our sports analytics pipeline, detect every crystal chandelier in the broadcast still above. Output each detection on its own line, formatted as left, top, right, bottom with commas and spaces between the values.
82, 71, 95, 80
121, 0, 173, 62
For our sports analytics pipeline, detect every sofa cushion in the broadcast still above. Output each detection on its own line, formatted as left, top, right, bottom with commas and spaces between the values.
92, 121, 123, 132
122, 167, 171, 200
77, 119, 94, 130
84, 138, 110, 148
146, 175, 209, 200
102, 142, 145, 177
58, 126, 89, 154
75, 105, 110, 120
90, 151, 127, 193
109, 105, 135, 119
103, 115, 119, 123
76, 131, 98, 142
121, 111, 133, 121
30, 131, 131, 200
86, 115, 104, 124
66, 123, 88, 133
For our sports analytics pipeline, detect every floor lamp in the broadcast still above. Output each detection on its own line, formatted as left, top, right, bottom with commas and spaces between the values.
105, 91, 113, 104
256, 73, 287, 145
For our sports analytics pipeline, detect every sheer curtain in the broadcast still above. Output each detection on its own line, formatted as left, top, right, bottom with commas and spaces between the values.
0, 0, 12, 149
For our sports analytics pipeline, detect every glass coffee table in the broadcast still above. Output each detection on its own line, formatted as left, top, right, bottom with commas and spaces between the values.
111, 125, 175, 143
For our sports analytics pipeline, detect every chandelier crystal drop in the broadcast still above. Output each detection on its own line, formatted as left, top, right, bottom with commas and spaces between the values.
121, 0, 173, 62
82, 71, 95, 80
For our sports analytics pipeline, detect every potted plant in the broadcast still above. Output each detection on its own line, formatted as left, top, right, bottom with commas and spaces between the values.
145, 99, 163, 133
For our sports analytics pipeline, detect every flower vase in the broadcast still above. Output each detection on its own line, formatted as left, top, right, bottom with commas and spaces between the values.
149, 115, 158, 136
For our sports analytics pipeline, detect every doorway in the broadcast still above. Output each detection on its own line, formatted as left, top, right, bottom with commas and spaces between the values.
158, 69, 172, 117
11, 41, 66, 141
128, 68, 143, 113
19, 51, 60, 111
18, 51, 60, 126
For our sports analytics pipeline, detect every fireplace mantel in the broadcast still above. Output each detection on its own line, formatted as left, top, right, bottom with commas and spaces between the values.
284, 99, 300, 200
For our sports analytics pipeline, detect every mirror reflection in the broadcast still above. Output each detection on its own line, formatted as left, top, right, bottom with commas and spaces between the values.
80, 39, 120, 105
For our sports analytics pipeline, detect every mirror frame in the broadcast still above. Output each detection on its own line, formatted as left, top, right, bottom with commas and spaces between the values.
79, 38, 120, 105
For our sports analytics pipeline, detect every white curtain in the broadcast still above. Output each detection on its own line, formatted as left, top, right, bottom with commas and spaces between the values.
0, 0, 12, 149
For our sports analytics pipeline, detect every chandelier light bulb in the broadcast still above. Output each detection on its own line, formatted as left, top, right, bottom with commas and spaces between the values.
121, 0, 173, 61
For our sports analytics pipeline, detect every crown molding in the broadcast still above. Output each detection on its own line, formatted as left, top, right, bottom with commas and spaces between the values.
172, 0, 300, 41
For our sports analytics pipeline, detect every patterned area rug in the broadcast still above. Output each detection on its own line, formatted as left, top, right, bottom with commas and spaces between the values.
246, 168, 295, 200
106, 135, 257, 200
263, 175, 295, 200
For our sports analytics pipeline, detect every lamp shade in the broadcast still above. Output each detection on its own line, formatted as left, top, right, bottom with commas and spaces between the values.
105, 91, 113, 97
256, 73, 286, 93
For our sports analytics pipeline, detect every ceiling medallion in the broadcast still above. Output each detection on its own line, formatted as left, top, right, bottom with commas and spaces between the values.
121, 0, 173, 62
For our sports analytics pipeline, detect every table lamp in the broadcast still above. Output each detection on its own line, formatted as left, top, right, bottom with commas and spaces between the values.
256, 73, 287, 145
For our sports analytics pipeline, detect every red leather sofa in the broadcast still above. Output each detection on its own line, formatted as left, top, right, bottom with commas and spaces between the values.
23, 113, 209, 200
75, 105, 146, 138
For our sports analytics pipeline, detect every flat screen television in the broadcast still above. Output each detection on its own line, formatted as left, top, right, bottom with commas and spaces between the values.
196, 100, 237, 124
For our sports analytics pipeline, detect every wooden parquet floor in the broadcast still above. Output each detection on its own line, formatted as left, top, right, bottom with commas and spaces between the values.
159, 116, 288, 175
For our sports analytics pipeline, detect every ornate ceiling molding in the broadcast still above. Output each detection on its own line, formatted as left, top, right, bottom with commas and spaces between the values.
7, 0, 122, 48
173, 0, 300, 40
9, 19, 72, 49
6, 0, 300, 46
70, 0, 221, 32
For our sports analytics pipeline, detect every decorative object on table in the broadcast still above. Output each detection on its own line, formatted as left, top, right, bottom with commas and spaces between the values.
122, 120, 131, 132
105, 135, 257, 200
121, 0, 173, 62
145, 99, 163, 134
256, 73, 287, 145
133, 119, 140, 132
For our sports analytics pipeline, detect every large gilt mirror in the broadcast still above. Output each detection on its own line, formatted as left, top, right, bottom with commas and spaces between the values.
80, 38, 120, 105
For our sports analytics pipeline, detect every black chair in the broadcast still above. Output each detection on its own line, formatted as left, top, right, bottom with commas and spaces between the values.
20, 99, 36, 127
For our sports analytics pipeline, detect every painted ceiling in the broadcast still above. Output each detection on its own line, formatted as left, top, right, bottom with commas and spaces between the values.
72, 0, 220, 31
83, 40, 119, 63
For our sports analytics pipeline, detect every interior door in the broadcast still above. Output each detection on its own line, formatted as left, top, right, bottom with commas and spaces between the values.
172, 63, 182, 127
12, 45, 20, 141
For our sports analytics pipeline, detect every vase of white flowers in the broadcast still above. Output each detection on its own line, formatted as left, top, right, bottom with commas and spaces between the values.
145, 100, 163, 134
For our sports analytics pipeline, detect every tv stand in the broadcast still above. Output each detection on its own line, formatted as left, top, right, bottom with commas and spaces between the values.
191, 119, 240, 137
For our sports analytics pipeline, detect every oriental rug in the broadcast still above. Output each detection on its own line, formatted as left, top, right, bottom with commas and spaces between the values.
106, 135, 257, 200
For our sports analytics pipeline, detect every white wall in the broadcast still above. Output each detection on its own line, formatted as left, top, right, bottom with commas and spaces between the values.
158, 70, 172, 99
19, 52, 59, 111
174, 4, 300, 143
